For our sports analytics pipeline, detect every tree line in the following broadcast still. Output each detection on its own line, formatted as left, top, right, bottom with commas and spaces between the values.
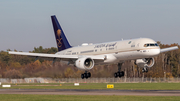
0, 42, 179, 79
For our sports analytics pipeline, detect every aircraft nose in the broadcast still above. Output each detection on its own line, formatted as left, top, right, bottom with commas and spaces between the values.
150, 48, 160, 56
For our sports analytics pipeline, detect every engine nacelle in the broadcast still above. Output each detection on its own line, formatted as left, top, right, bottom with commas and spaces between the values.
75, 57, 94, 70
135, 58, 154, 68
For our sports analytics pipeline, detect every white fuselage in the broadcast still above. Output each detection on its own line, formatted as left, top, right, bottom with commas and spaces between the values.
56, 38, 160, 64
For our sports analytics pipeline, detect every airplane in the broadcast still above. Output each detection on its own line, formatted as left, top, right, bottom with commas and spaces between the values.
9, 15, 179, 79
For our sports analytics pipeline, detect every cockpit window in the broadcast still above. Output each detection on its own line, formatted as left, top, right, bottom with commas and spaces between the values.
155, 43, 158, 46
144, 43, 158, 47
150, 44, 155, 46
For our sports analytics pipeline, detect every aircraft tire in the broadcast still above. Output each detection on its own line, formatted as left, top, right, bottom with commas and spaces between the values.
87, 72, 91, 78
84, 73, 88, 79
114, 73, 118, 78
142, 68, 145, 73
117, 72, 121, 77
120, 71, 124, 77
81, 74, 84, 79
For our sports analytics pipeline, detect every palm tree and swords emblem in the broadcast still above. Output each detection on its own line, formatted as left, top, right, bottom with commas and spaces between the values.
57, 29, 62, 47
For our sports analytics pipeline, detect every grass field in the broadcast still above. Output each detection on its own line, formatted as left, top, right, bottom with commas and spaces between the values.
0, 94, 180, 101
1, 83, 180, 100
1, 83, 180, 90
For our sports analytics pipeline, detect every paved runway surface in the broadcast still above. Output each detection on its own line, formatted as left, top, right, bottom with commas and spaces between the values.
0, 89, 180, 96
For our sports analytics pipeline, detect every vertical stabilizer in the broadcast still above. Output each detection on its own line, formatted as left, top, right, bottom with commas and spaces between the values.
51, 15, 71, 51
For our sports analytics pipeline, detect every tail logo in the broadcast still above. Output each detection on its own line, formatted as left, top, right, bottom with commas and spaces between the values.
57, 29, 62, 47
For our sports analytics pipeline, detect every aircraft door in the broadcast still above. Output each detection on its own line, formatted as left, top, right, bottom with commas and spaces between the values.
137, 43, 140, 47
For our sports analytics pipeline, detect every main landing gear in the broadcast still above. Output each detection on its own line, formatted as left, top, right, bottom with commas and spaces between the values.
114, 63, 124, 78
81, 71, 91, 79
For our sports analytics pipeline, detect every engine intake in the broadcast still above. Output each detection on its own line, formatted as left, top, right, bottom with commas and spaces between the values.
75, 57, 94, 70
135, 58, 154, 68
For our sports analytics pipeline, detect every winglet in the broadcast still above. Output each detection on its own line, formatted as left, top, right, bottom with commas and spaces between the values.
51, 15, 71, 51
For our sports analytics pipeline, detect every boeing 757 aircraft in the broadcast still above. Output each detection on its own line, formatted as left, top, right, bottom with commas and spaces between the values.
9, 15, 178, 79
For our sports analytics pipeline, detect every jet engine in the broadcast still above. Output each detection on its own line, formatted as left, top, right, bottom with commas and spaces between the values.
135, 58, 154, 68
75, 57, 94, 70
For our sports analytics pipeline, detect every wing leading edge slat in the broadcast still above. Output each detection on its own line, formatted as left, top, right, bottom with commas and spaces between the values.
8, 51, 105, 60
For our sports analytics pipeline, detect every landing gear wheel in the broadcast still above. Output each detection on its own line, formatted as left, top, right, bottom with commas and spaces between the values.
84, 73, 88, 79
142, 69, 144, 72
114, 73, 118, 78
118, 72, 121, 77
120, 71, 124, 77
81, 72, 91, 79
87, 72, 91, 78
142, 68, 148, 73
81, 74, 84, 79
117, 71, 124, 78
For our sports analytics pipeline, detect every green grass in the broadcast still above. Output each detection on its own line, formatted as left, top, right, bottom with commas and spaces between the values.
0, 94, 179, 101
1, 83, 180, 90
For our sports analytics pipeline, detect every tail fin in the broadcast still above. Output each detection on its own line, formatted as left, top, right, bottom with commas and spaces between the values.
51, 15, 71, 51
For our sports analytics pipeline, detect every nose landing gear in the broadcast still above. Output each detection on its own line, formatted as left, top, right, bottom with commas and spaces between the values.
142, 67, 148, 73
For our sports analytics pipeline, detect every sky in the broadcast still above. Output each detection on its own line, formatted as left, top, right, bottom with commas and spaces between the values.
0, 0, 180, 51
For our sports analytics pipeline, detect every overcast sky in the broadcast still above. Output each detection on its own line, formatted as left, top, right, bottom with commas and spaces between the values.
0, 0, 180, 51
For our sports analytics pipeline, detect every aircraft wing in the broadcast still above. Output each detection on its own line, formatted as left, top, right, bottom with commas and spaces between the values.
160, 46, 179, 53
8, 51, 105, 61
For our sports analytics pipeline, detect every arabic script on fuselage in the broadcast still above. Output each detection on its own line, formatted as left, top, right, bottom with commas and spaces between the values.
94, 42, 117, 48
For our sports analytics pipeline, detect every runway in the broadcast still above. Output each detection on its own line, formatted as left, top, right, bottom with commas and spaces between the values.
0, 89, 180, 96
